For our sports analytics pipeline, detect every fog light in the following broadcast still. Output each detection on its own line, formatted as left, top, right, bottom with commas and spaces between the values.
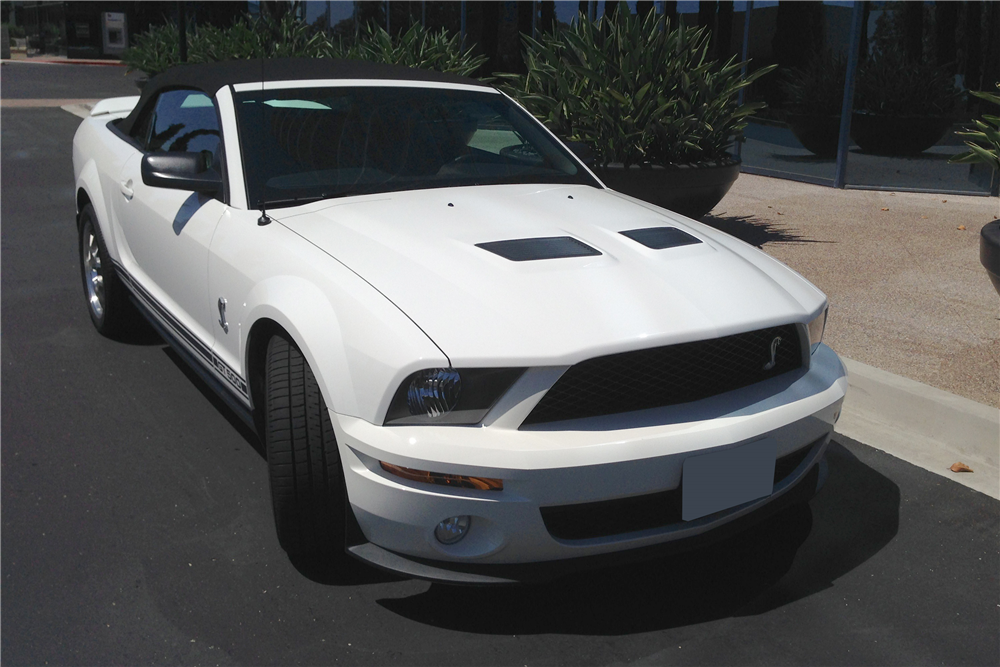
435, 516, 471, 544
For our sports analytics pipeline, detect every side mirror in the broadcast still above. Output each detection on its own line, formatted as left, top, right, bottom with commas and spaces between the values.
141, 152, 222, 194
564, 141, 596, 167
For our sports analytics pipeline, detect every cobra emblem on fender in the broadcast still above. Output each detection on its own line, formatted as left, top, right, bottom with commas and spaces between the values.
763, 336, 782, 370
218, 297, 228, 334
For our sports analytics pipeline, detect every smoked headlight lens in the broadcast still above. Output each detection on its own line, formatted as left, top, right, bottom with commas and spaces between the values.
407, 368, 461, 418
807, 308, 828, 353
384, 368, 525, 425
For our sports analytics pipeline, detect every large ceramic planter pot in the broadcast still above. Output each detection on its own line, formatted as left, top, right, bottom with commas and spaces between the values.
786, 113, 841, 158
591, 160, 741, 219
982, 219, 1000, 296
850, 113, 951, 156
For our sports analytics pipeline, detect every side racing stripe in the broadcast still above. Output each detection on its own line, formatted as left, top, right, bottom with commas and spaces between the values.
112, 260, 251, 405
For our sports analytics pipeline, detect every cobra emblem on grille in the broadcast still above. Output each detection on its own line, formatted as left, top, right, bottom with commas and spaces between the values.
763, 336, 782, 370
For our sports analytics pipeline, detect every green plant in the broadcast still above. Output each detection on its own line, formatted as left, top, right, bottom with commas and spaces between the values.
346, 23, 488, 77
2, 23, 27, 39
498, 2, 775, 167
950, 84, 1000, 172
781, 51, 847, 115
854, 44, 958, 117
122, 15, 486, 79
121, 21, 181, 76
950, 84, 1000, 215
193, 14, 329, 62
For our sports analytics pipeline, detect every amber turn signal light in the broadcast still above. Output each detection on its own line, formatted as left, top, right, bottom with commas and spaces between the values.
380, 462, 503, 491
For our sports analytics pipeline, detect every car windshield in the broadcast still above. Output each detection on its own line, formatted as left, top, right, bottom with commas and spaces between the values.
234, 86, 598, 208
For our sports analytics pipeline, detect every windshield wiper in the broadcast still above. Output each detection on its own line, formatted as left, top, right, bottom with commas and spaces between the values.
261, 194, 335, 208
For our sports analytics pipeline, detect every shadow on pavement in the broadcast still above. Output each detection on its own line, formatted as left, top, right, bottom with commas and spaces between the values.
700, 213, 833, 248
291, 553, 406, 586
161, 345, 266, 459
376, 440, 899, 634
111, 310, 164, 345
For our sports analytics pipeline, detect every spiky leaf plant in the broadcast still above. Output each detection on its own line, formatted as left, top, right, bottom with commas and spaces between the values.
950, 84, 1000, 216
122, 15, 486, 78
498, 1, 775, 167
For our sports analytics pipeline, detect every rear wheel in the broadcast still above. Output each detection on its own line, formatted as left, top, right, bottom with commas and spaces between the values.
265, 333, 345, 558
78, 204, 136, 337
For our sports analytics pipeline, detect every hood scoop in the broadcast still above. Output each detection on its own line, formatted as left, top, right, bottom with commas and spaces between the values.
476, 236, 602, 262
621, 227, 702, 250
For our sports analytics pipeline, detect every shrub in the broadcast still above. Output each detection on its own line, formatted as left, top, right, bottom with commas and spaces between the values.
121, 21, 181, 77
498, 2, 774, 167
781, 51, 847, 116
122, 15, 485, 78
346, 23, 487, 78
854, 44, 958, 117
3, 23, 27, 39
950, 84, 1000, 173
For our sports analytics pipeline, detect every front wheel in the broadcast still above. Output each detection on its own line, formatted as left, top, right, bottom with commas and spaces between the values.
265, 333, 345, 559
78, 204, 137, 337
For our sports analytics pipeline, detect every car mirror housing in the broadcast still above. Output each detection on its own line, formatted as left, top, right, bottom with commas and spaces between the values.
141, 152, 222, 194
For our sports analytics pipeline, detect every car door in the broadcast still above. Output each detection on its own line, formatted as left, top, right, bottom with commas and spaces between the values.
112, 88, 227, 365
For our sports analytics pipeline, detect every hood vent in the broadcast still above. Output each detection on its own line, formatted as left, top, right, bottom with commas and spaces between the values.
477, 236, 602, 262
620, 227, 701, 250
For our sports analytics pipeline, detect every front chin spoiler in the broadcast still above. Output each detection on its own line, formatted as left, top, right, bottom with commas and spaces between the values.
345, 457, 826, 586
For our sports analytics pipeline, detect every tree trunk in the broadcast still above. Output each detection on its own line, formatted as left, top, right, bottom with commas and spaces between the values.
935, 0, 957, 71
903, 1, 923, 62
964, 1, 982, 92
716, 0, 733, 60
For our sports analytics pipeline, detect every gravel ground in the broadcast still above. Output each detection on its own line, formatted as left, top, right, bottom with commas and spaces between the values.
704, 173, 999, 408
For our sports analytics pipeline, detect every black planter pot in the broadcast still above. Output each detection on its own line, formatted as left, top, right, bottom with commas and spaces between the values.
850, 113, 951, 156
591, 160, 742, 219
981, 219, 1000, 296
786, 113, 841, 158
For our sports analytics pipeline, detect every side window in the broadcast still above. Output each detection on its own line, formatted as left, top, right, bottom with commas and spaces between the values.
131, 89, 221, 158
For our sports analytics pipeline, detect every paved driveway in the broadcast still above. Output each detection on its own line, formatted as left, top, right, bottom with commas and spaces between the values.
2, 64, 997, 666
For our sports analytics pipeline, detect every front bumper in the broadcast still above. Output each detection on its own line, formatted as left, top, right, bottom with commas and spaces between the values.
333, 344, 847, 583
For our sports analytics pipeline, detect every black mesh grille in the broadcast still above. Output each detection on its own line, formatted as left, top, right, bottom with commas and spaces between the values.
539, 438, 821, 541
523, 324, 802, 425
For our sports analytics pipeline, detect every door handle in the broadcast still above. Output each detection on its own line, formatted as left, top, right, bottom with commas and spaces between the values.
119, 179, 134, 200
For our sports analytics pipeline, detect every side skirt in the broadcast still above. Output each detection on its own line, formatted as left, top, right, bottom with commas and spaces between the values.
124, 293, 257, 433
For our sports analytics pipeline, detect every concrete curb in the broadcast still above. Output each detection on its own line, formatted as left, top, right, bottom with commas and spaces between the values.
60, 102, 97, 119
1, 57, 124, 66
836, 356, 999, 499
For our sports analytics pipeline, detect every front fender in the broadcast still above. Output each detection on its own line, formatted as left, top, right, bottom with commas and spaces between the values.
74, 158, 118, 258
73, 115, 140, 263
239, 274, 448, 425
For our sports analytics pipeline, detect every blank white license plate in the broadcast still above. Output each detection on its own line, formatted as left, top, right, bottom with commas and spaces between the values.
682, 439, 777, 521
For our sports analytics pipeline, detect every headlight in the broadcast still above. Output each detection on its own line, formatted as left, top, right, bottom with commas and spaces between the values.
384, 368, 525, 425
807, 307, 828, 353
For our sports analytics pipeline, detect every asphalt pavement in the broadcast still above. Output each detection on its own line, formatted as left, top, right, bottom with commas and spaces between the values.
2, 61, 998, 666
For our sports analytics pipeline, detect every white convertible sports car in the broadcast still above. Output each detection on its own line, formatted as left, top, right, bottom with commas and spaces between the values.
73, 58, 847, 584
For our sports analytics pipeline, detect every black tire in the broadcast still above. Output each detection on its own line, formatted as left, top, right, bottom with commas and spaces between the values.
265, 333, 345, 559
78, 204, 136, 337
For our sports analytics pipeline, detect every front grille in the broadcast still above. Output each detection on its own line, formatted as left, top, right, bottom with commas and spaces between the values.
522, 324, 802, 425
539, 438, 821, 541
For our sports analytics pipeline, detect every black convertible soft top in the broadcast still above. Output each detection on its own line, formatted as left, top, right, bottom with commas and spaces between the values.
117, 57, 492, 135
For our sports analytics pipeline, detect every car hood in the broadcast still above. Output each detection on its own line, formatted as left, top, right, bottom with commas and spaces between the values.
273, 184, 826, 366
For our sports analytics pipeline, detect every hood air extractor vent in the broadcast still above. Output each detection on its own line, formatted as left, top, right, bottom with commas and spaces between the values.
477, 236, 601, 262
620, 227, 701, 250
